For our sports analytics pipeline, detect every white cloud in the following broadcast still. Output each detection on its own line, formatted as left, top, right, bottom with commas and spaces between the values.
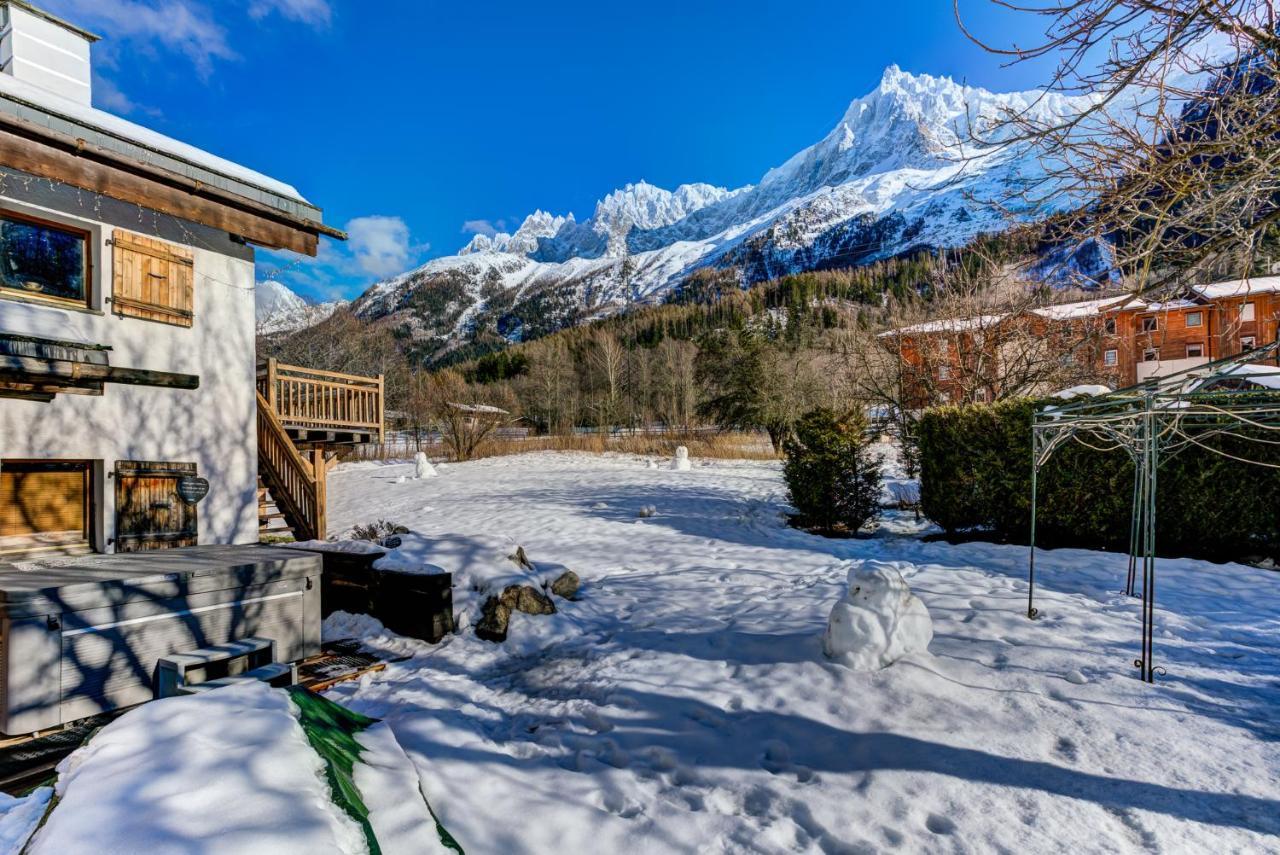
347, 215, 422, 277
248, 0, 332, 26
47, 0, 235, 79
461, 219, 501, 238
257, 215, 429, 300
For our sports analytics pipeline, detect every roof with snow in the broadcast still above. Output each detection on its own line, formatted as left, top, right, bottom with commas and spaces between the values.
1029, 295, 1142, 320
0, 66, 342, 245
880, 313, 1008, 337
1191, 275, 1280, 300
448, 402, 510, 415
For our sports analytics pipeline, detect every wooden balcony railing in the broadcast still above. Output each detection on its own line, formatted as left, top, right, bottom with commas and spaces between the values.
257, 358, 384, 441
256, 390, 325, 540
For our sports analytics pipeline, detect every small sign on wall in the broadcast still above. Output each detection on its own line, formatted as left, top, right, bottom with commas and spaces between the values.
176, 476, 210, 504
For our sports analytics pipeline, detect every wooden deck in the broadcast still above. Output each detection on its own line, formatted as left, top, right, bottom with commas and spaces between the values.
257, 358, 384, 444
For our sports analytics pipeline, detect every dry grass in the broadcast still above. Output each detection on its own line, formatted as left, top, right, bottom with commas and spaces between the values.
472, 431, 779, 461
347, 431, 779, 463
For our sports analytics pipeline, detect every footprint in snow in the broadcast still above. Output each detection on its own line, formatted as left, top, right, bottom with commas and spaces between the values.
925, 814, 957, 835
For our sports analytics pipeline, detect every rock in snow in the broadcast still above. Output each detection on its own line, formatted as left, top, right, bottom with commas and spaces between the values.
414, 451, 437, 480
823, 560, 933, 670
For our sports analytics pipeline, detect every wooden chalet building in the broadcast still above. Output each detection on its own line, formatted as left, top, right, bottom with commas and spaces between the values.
0, 1, 378, 558
887, 276, 1280, 407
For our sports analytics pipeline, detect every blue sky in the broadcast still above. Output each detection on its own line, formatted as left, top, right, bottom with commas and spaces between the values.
46, 1, 1054, 302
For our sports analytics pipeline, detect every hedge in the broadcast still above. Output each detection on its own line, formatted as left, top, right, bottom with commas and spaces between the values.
917, 398, 1280, 562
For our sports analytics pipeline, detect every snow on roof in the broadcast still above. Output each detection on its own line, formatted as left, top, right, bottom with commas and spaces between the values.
448, 402, 510, 414
1192, 275, 1280, 300
882, 313, 1008, 336
1030, 295, 1142, 320
0, 71, 311, 208
1142, 298, 1202, 312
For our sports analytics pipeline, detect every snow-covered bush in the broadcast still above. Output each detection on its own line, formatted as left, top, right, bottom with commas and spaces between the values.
823, 561, 932, 670
347, 520, 410, 542
783, 408, 881, 533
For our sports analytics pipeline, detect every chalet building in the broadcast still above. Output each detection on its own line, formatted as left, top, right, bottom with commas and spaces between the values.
887, 276, 1280, 407
0, 1, 367, 559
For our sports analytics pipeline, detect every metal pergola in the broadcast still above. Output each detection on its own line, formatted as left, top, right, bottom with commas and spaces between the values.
1028, 340, 1280, 682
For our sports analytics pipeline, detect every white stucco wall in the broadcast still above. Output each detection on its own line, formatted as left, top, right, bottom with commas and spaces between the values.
0, 191, 259, 550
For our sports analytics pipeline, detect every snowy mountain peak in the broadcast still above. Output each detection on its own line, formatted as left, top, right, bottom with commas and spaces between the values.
459, 209, 573, 255
255, 279, 345, 335
338, 67, 1096, 360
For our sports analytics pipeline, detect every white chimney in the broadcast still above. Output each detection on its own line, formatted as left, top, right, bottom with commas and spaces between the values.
0, 1, 97, 106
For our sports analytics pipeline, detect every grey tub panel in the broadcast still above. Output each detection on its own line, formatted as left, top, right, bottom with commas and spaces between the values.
0, 546, 322, 734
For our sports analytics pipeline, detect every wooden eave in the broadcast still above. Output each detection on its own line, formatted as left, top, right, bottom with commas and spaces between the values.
0, 111, 344, 256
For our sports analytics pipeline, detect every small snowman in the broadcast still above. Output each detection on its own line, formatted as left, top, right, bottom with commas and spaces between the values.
414, 451, 437, 480
670, 446, 691, 471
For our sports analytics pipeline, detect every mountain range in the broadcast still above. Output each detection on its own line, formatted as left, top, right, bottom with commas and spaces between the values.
260, 66, 1092, 357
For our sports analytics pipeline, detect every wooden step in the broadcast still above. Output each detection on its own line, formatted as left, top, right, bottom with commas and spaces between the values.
258, 512, 287, 521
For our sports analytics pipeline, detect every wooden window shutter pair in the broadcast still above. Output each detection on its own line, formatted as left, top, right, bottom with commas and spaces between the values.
111, 229, 195, 327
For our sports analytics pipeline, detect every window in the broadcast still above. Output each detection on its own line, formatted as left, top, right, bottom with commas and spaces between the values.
1242, 302, 1256, 322
1104, 349, 1118, 366
1141, 317, 1158, 333
1242, 335, 1256, 351
1104, 318, 1117, 335
0, 460, 91, 557
0, 211, 90, 308
1142, 348, 1160, 362
937, 364, 951, 380
111, 229, 194, 327
1186, 343, 1204, 358
1186, 311, 1202, 327
973, 389, 988, 403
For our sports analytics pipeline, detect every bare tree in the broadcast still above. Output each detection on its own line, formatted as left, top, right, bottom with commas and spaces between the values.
654, 338, 698, 431
518, 338, 578, 435
957, 0, 1280, 290
428, 369, 516, 460
842, 258, 1109, 469
587, 330, 626, 430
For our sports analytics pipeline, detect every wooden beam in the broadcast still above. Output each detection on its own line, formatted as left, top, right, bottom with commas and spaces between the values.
0, 127, 323, 255
0, 355, 199, 389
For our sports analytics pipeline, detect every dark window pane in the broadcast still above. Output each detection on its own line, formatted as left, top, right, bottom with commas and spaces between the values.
0, 216, 86, 302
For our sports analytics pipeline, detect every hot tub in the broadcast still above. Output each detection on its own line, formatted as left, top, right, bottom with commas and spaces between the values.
0, 545, 321, 734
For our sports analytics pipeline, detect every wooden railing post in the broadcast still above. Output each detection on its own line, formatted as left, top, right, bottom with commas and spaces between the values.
311, 445, 327, 540
377, 373, 385, 442
266, 357, 278, 415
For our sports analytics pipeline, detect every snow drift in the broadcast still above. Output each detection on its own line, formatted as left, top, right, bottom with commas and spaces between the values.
823, 560, 933, 670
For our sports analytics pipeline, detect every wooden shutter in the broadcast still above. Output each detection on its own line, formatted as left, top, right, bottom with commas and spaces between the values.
111, 230, 194, 327
114, 461, 198, 552
0, 461, 90, 555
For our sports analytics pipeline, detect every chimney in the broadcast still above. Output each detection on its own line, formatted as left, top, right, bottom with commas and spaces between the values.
0, 1, 98, 105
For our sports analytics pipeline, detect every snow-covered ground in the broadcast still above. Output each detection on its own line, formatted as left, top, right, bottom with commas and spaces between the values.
321, 450, 1280, 854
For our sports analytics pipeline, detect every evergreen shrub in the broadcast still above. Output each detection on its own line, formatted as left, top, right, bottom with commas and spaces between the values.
783, 408, 882, 534
917, 398, 1280, 561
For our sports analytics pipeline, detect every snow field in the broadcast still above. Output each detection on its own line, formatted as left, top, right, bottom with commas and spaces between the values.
323, 451, 1280, 854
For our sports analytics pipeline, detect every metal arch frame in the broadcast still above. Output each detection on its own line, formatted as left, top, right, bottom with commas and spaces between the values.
1027, 340, 1280, 683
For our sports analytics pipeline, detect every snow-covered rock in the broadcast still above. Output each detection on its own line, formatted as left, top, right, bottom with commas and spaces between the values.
414, 451, 437, 479
670, 446, 691, 471
823, 560, 933, 670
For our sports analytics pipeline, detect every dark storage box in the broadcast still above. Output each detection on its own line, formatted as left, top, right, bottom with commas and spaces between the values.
287, 544, 453, 643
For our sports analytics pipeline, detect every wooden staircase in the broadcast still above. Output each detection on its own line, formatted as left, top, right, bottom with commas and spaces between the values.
254, 361, 384, 543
